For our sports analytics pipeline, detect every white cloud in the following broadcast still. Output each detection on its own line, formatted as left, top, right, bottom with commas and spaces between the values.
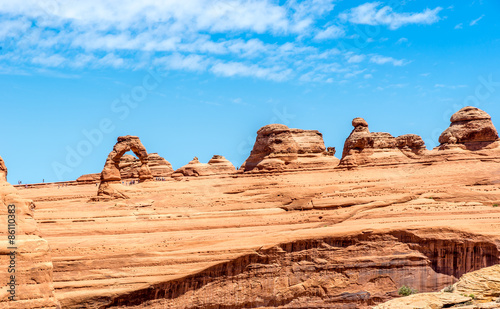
347, 54, 365, 63
369, 55, 408, 66
0, 0, 415, 83
396, 37, 408, 44
314, 25, 345, 40
364, 73, 373, 79
470, 14, 485, 26
341, 2, 442, 30
154, 53, 210, 71
454, 23, 463, 29
210, 61, 291, 81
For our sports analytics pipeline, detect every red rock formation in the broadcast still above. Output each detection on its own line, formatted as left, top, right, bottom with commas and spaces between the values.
97, 136, 154, 199
340, 117, 426, 167
439, 106, 499, 150
0, 156, 59, 308
240, 124, 338, 172
173, 155, 235, 177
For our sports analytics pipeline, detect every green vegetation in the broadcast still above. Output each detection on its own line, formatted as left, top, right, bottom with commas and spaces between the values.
398, 285, 418, 296
493, 204, 498, 207
443, 285, 454, 293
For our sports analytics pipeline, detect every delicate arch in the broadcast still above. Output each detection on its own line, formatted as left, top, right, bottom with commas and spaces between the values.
97, 136, 153, 198
100, 136, 153, 183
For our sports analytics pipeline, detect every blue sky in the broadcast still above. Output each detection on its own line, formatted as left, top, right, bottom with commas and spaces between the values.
0, 0, 499, 183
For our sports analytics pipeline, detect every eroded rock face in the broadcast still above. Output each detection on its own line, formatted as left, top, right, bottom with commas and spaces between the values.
97, 136, 153, 198
240, 124, 339, 172
0, 156, 59, 308
173, 155, 236, 177
340, 118, 426, 167
439, 106, 499, 150
108, 230, 499, 308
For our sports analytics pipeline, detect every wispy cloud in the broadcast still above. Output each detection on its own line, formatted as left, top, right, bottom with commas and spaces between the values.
0, 0, 424, 83
314, 25, 345, 40
454, 23, 463, 29
470, 14, 485, 26
340, 2, 442, 30
369, 55, 408, 66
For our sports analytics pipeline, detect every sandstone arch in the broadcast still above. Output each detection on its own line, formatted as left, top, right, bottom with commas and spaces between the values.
97, 136, 153, 198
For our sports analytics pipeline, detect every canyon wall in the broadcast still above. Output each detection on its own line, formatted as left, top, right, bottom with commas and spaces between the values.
107, 230, 499, 309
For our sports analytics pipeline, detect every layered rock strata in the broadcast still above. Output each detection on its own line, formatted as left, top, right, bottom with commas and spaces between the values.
0, 156, 59, 308
240, 124, 339, 172
340, 117, 427, 167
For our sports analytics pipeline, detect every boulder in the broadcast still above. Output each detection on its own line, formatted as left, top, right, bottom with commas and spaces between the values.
439, 106, 499, 150
240, 124, 339, 172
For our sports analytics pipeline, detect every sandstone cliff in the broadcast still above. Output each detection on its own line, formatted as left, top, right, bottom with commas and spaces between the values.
240, 124, 338, 172
0, 156, 59, 308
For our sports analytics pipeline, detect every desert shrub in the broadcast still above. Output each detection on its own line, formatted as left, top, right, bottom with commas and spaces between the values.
398, 285, 418, 296
443, 285, 454, 293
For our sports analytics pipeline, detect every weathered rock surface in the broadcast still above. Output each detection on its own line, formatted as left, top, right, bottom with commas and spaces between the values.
439, 106, 499, 150
340, 117, 427, 167
173, 155, 236, 177
0, 156, 59, 308
374, 264, 500, 308
240, 124, 338, 172
97, 136, 154, 199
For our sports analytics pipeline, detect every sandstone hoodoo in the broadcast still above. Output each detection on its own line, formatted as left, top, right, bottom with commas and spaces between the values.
340, 117, 427, 167
97, 135, 154, 198
0, 156, 59, 308
173, 155, 236, 177
439, 106, 499, 150
240, 124, 339, 172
